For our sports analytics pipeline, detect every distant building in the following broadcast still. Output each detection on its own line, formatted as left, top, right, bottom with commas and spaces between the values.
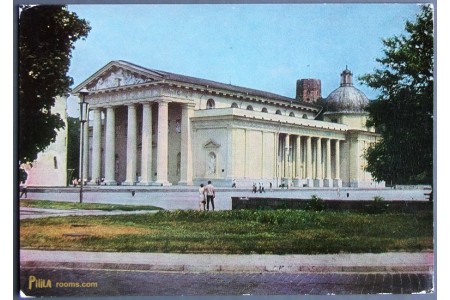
21, 96, 68, 187
72, 60, 384, 188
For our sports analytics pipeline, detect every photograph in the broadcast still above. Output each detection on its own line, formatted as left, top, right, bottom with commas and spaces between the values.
15, 1, 437, 299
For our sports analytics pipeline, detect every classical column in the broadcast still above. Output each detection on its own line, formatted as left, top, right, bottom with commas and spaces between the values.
305, 136, 313, 187
138, 102, 152, 185
284, 134, 290, 180
81, 115, 89, 184
324, 138, 333, 187
295, 136, 301, 178
104, 106, 116, 185
314, 137, 323, 187
156, 100, 170, 185
179, 102, 195, 185
123, 104, 137, 185
333, 139, 342, 187
90, 108, 102, 185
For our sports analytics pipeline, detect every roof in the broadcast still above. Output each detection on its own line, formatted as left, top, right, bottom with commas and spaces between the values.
74, 60, 321, 110
325, 68, 369, 113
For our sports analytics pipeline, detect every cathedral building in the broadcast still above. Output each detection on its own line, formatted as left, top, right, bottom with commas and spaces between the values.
72, 60, 384, 188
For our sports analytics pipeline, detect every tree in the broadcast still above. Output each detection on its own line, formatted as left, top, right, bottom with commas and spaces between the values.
359, 5, 434, 185
18, 5, 91, 163
66, 116, 80, 182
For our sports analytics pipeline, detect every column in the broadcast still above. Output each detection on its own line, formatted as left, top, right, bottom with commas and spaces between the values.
295, 136, 301, 178
156, 100, 170, 185
284, 134, 290, 179
333, 139, 342, 187
138, 102, 152, 185
314, 137, 323, 187
123, 104, 137, 185
81, 116, 89, 184
179, 102, 195, 185
104, 106, 116, 185
305, 136, 313, 187
293, 135, 302, 187
90, 108, 102, 185
324, 138, 333, 187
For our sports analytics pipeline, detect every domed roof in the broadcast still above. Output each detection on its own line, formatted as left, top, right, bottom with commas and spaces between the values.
325, 68, 369, 113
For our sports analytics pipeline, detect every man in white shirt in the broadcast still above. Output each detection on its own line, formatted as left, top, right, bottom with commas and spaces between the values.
204, 180, 216, 211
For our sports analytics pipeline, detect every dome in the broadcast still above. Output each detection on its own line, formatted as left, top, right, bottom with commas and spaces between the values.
325, 68, 369, 113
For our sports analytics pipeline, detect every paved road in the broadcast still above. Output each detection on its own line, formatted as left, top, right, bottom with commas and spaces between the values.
22, 186, 431, 211
20, 267, 433, 297
19, 207, 157, 220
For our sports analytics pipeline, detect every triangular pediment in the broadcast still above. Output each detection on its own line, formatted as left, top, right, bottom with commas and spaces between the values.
203, 139, 221, 149
72, 61, 165, 93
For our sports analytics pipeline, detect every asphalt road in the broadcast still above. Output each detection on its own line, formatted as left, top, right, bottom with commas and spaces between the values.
19, 267, 434, 297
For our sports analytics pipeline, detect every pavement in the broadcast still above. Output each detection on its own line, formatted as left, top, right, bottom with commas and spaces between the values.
20, 249, 434, 274
19, 186, 435, 274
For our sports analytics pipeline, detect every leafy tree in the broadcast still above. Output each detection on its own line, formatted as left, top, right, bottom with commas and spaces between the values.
66, 116, 80, 183
359, 5, 434, 185
19, 5, 91, 163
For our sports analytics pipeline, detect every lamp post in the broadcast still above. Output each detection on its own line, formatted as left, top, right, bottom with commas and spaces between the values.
78, 88, 89, 203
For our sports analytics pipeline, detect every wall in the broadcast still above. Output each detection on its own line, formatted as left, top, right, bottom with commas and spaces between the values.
22, 96, 68, 187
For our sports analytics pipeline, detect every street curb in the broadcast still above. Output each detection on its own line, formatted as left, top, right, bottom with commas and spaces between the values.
20, 261, 433, 273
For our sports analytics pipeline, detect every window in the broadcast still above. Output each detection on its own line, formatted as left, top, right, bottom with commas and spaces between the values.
289, 112, 295, 117
275, 110, 282, 115
206, 99, 215, 109
246, 105, 253, 111
231, 102, 239, 108
302, 114, 308, 119
262, 107, 268, 113
53, 156, 58, 169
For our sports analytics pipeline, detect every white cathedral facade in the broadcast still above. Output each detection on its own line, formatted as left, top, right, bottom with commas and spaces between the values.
72, 60, 384, 188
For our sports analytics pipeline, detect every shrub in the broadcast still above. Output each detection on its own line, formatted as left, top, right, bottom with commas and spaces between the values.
365, 196, 389, 214
306, 195, 325, 211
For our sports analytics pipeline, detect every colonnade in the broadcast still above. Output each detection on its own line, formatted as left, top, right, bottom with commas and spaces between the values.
279, 133, 342, 187
80, 99, 194, 186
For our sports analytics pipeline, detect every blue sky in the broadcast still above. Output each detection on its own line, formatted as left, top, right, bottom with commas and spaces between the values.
66, 3, 423, 116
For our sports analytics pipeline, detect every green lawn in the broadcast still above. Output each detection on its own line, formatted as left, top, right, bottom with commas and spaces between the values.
20, 209, 433, 254
20, 199, 163, 211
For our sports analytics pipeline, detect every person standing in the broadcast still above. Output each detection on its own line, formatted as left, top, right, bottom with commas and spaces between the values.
19, 167, 28, 198
204, 180, 216, 211
198, 183, 206, 211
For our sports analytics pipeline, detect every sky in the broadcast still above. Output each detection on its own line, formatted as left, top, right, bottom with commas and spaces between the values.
65, 2, 423, 117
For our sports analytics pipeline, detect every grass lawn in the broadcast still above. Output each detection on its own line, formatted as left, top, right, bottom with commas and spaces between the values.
20, 199, 163, 211
20, 209, 433, 254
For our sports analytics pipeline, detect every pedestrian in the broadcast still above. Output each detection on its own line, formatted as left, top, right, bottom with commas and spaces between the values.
19, 182, 28, 198
204, 180, 216, 211
232, 179, 236, 188
269, 182, 273, 191
199, 183, 206, 211
252, 183, 257, 193
261, 183, 265, 193
19, 167, 28, 198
